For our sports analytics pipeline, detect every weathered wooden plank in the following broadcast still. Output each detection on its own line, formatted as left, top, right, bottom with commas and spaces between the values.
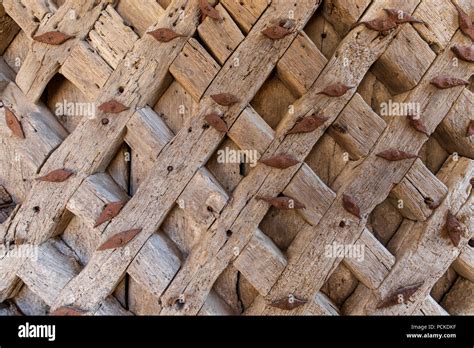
419, 296, 449, 315
44, 74, 90, 132
128, 277, 162, 315
304, 292, 340, 315
386, 218, 415, 257
17, 239, 81, 307
441, 277, 474, 315
2, 31, 30, 74
419, 137, 450, 179
452, 246, 474, 282
328, 93, 386, 160
3, 0, 40, 37
13, 233, 129, 315
0, 251, 22, 302
0, 4, 20, 55
0, 59, 15, 89
4, 0, 200, 246
197, 3, 245, 65
344, 157, 473, 315
0, 79, 68, 170
66, 175, 184, 311
284, 163, 336, 227
63, 159, 186, 309
198, 290, 234, 315
228, 106, 274, 154
372, 25, 436, 94
343, 229, 395, 289
125, 107, 174, 160
162, 1, 414, 315
304, 134, 347, 190
322, 0, 371, 36
304, 12, 340, 60
60, 41, 113, 100
213, 265, 246, 314
127, 233, 182, 299
276, 32, 326, 97
125, 103, 230, 236
13, 285, 49, 316
220, 0, 270, 34
169, 38, 220, 101
115, 0, 164, 36
61, 216, 100, 265
412, 0, 459, 53
320, 263, 358, 307
1, 0, 469, 318
95, 297, 131, 315
0, 1, 200, 303
430, 267, 458, 302
66, 173, 130, 230
125, 104, 230, 257
153, 81, 195, 134
88, 5, 139, 69
178, 167, 229, 228
234, 229, 287, 296
389, 159, 448, 221
251, 75, 296, 129
435, 89, 474, 159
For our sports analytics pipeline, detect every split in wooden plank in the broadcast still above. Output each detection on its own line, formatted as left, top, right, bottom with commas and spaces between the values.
87, 5, 139, 69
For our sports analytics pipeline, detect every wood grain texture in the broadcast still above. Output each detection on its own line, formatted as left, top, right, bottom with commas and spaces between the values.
1, 0, 472, 317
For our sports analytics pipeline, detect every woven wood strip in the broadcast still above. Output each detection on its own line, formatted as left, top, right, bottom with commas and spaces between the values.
0, 0, 473, 316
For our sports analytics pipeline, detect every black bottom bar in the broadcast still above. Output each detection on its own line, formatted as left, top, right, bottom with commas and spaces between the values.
0, 316, 472, 346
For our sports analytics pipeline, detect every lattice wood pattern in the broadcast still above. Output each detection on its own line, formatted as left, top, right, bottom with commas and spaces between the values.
0, 0, 473, 316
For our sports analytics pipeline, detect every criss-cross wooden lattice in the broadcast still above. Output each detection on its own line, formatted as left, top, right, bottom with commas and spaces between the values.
0, 0, 473, 316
